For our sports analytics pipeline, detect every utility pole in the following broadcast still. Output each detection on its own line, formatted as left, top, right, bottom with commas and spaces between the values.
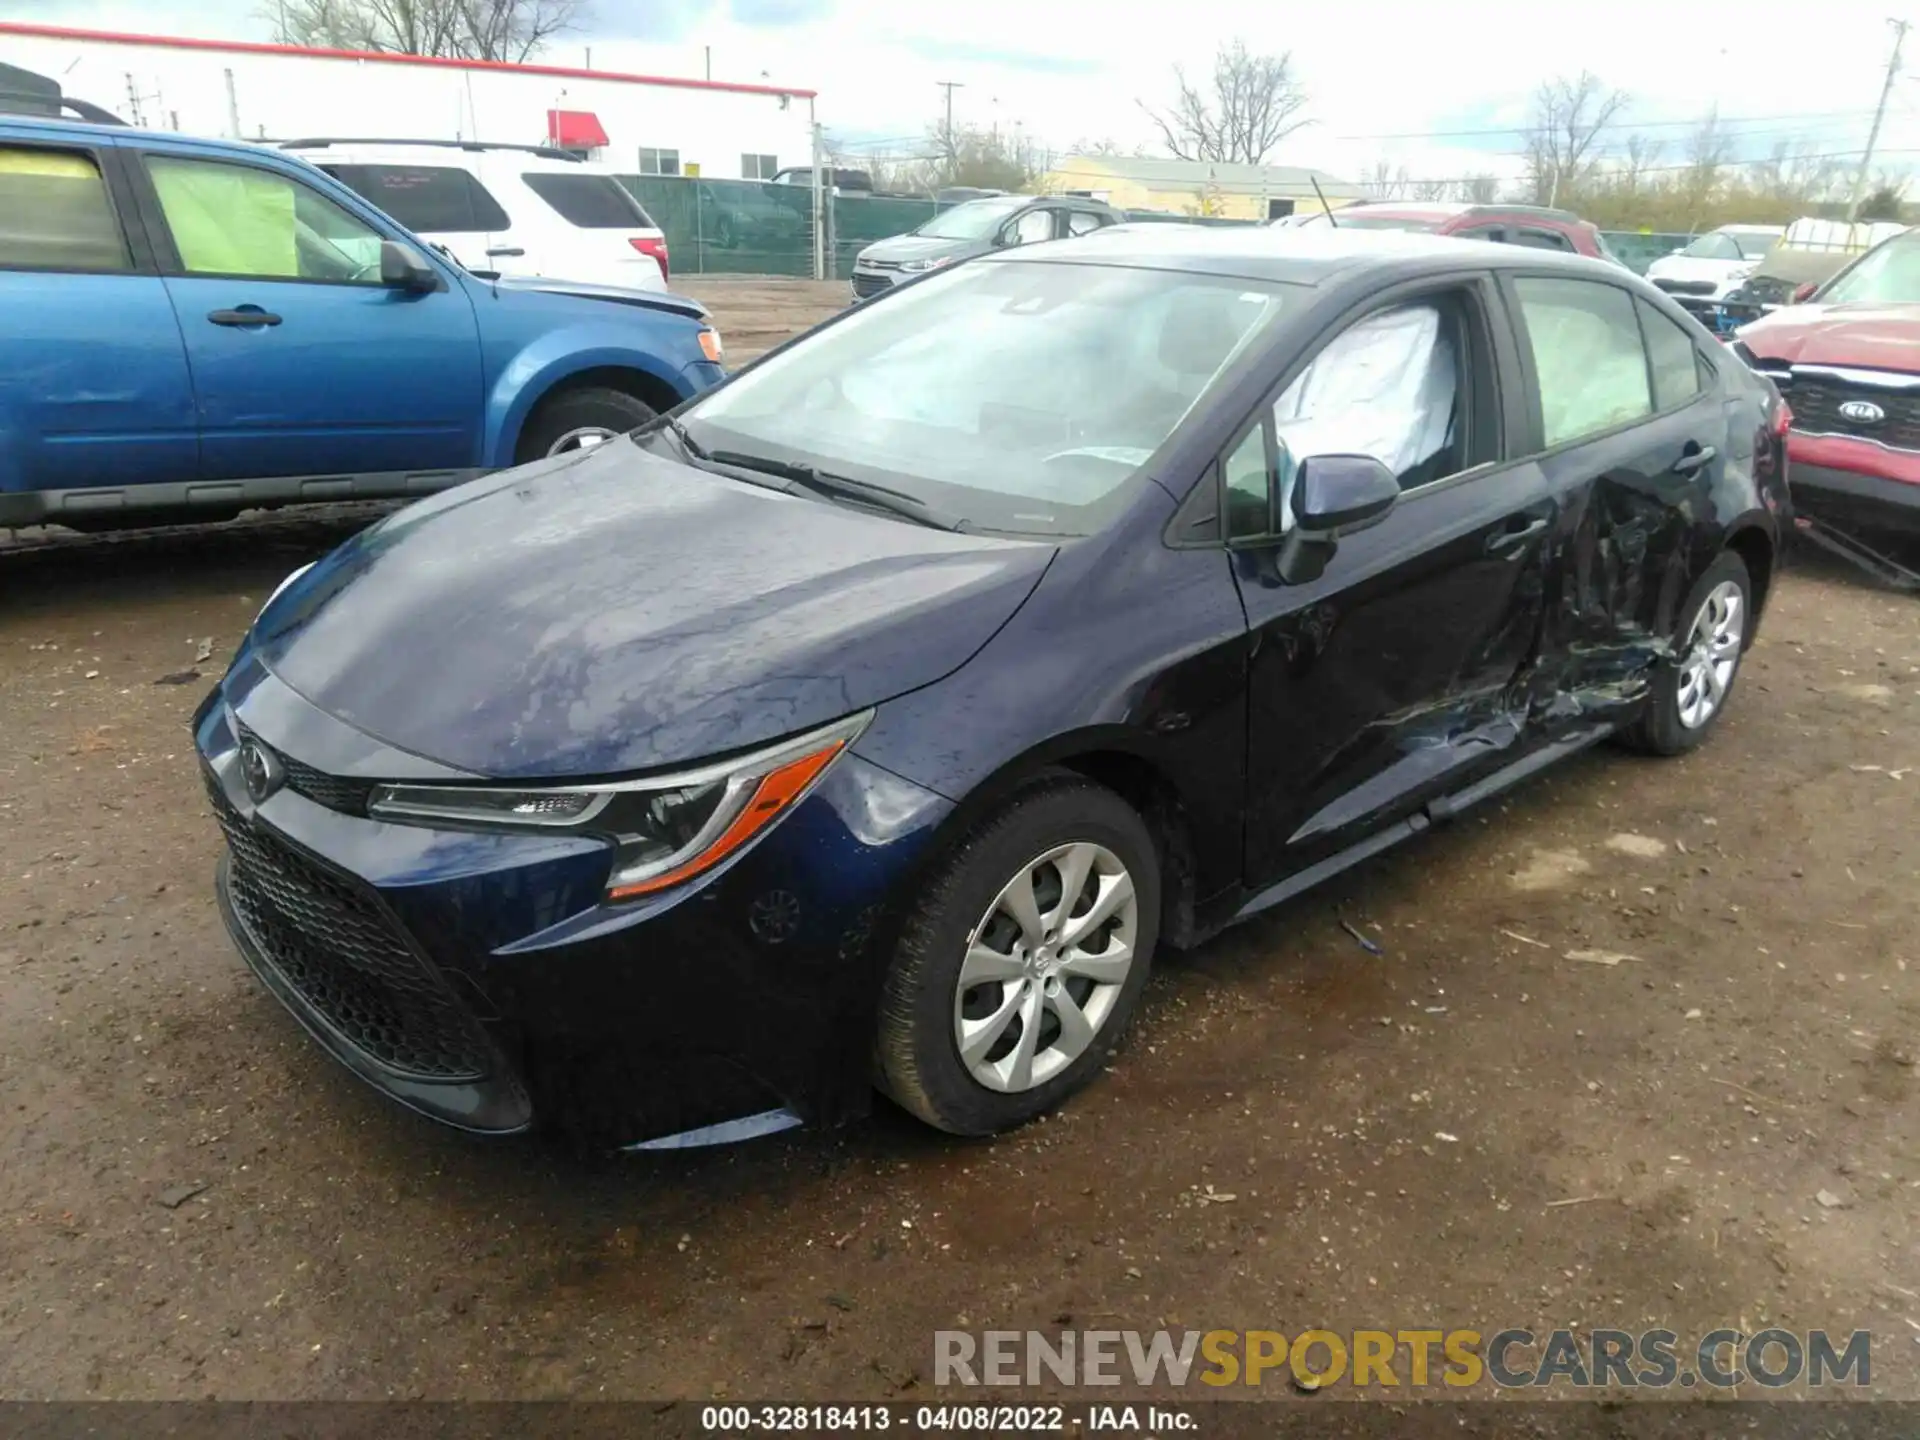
1847, 17, 1909, 223
937, 79, 963, 150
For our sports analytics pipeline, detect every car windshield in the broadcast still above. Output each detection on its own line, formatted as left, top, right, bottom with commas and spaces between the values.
1818, 232, 1920, 305
913, 196, 1029, 240
682, 260, 1296, 536
1679, 233, 1742, 260
1729, 232, 1777, 259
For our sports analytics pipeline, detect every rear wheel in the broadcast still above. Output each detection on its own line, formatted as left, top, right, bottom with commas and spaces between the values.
1623, 549, 1752, 755
514, 387, 657, 464
875, 779, 1159, 1135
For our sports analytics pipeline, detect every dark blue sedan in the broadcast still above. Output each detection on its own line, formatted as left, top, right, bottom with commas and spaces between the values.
194, 225, 1791, 1148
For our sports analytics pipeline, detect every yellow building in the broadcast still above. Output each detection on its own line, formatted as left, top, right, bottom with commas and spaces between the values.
1043, 155, 1366, 221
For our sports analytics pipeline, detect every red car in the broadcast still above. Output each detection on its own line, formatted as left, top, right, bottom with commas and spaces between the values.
1284, 202, 1625, 265
1731, 226, 1920, 544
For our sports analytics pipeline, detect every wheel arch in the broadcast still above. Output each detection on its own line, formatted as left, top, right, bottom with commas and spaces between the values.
1723, 518, 1776, 642
484, 343, 695, 467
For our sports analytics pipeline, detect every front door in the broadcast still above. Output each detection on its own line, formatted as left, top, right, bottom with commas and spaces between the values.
133, 145, 484, 484
1232, 279, 1557, 885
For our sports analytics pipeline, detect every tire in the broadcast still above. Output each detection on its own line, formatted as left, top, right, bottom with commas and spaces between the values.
514, 387, 657, 465
1621, 549, 1753, 756
875, 778, 1161, 1136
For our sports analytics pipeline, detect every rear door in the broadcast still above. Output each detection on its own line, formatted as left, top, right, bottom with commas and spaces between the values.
0, 134, 198, 506
1235, 275, 1558, 885
513, 165, 668, 289
131, 143, 484, 484
1502, 273, 1732, 708
315, 159, 510, 277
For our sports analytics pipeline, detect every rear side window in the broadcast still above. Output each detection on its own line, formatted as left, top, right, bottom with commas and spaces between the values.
1066, 210, 1107, 236
0, 145, 129, 272
1513, 276, 1652, 447
1638, 299, 1705, 411
520, 172, 655, 228
322, 164, 509, 234
1513, 227, 1574, 252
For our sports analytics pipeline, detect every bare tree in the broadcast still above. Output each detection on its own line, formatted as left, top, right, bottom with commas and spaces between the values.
1522, 70, 1628, 206
1456, 172, 1500, 204
1675, 108, 1732, 230
1409, 177, 1451, 202
1144, 40, 1310, 165
272, 0, 582, 62
1361, 160, 1411, 199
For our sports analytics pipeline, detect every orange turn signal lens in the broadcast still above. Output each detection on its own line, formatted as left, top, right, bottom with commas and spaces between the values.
606, 739, 844, 900
699, 328, 724, 364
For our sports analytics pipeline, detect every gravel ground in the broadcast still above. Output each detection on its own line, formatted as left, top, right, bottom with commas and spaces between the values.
1, 281, 1917, 1404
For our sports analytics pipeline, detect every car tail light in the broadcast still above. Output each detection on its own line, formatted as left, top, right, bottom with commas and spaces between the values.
630, 236, 670, 281
1774, 399, 1793, 437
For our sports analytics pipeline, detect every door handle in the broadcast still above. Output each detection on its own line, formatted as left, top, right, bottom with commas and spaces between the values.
207, 308, 281, 328
1486, 517, 1548, 555
1670, 444, 1717, 475
485, 246, 525, 257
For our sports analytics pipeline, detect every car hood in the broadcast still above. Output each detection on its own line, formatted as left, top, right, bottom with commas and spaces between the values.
859, 234, 981, 264
1735, 303, 1920, 370
251, 441, 1055, 779
485, 273, 708, 322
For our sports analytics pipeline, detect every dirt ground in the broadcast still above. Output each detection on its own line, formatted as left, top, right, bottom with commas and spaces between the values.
2, 280, 1918, 1406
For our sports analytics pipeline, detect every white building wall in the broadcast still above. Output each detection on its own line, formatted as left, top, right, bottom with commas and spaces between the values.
0, 27, 816, 181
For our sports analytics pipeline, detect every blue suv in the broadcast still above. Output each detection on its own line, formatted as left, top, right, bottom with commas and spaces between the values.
0, 118, 726, 531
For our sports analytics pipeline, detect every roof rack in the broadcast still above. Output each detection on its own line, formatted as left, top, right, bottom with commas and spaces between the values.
276, 137, 581, 161
0, 87, 128, 125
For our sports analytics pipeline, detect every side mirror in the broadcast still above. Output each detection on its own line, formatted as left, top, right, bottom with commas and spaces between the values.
1274, 454, 1400, 585
380, 239, 442, 293
1790, 281, 1819, 304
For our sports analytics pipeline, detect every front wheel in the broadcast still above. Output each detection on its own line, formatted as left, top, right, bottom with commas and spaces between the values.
1623, 549, 1752, 755
514, 387, 657, 465
875, 779, 1160, 1135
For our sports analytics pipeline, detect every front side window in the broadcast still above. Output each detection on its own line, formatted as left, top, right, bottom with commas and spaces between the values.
0, 145, 129, 272
1818, 232, 1920, 305
1006, 208, 1054, 246
1066, 210, 1106, 236
1222, 425, 1272, 540
1269, 303, 1461, 529
521, 172, 654, 228
1638, 299, 1704, 411
740, 153, 778, 180
913, 196, 1027, 241
322, 163, 509, 234
1514, 276, 1652, 448
1513, 227, 1573, 252
684, 261, 1294, 535
639, 147, 681, 177
147, 154, 385, 283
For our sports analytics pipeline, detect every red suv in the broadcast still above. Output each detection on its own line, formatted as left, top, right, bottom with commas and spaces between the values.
1731, 225, 1920, 545
1287, 202, 1625, 265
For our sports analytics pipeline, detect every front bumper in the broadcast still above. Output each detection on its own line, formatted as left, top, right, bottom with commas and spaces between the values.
1789, 458, 1920, 540
195, 659, 952, 1147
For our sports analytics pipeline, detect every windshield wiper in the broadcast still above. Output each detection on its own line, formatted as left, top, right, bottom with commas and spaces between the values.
705, 449, 966, 532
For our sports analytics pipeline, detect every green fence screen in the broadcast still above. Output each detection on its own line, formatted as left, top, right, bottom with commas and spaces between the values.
618, 176, 1692, 282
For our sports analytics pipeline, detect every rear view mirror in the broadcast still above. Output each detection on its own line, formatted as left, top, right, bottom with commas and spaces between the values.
1274, 454, 1400, 585
380, 240, 442, 293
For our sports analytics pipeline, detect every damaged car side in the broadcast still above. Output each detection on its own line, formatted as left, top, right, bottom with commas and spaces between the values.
195, 227, 1788, 1149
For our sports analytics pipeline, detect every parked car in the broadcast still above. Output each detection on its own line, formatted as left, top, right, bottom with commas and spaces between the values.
0, 118, 725, 531
1644, 224, 1784, 325
1285, 202, 1627, 265
849, 194, 1121, 300
196, 225, 1787, 1148
1730, 225, 1920, 542
770, 165, 874, 195
283, 138, 673, 288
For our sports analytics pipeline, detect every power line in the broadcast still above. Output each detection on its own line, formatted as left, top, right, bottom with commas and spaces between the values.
1334, 108, 1880, 141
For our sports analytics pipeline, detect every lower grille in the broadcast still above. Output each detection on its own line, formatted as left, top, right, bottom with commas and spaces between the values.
208, 772, 493, 1081
1787, 372, 1920, 452
851, 271, 891, 298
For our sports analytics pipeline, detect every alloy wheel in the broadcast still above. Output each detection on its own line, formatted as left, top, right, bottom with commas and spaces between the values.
1675, 579, 1744, 729
544, 426, 616, 457
952, 842, 1139, 1093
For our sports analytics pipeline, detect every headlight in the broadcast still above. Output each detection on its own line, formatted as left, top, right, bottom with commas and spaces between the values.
259, 561, 314, 620
368, 710, 872, 900
899, 255, 955, 273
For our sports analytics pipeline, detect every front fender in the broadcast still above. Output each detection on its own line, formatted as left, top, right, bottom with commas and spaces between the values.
481, 325, 707, 467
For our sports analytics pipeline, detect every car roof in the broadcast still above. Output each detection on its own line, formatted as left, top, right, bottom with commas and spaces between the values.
1346, 201, 1588, 224
0, 112, 283, 160
1008, 222, 1621, 286
279, 139, 600, 173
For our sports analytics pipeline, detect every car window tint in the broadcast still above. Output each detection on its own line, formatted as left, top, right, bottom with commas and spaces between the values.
1513, 277, 1653, 447
1008, 208, 1053, 246
0, 146, 129, 272
1270, 303, 1460, 522
1456, 225, 1505, 243
323, 164, 509, 233
520, 172, 654, 228
147, 154, 386, 283
1513, 227, 1573, 251
1222, 425, 1271, 540
1639, 299, 1704, 411
1066, 210, 1105, 236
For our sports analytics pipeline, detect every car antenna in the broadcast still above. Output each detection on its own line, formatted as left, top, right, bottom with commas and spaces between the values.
1311, 175, 1338, 227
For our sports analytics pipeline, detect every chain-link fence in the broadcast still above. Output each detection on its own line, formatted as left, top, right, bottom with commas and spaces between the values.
619, 176, 1691, 281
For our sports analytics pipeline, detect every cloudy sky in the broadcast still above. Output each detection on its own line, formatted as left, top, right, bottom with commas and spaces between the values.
8, 0, 1919, 185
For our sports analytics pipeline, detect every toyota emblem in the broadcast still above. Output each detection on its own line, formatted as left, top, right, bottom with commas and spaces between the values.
1837, 400, 1886, 426
239, 738, 284, 803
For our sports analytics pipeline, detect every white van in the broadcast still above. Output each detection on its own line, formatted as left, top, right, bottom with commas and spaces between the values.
282, 139, 671, 291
